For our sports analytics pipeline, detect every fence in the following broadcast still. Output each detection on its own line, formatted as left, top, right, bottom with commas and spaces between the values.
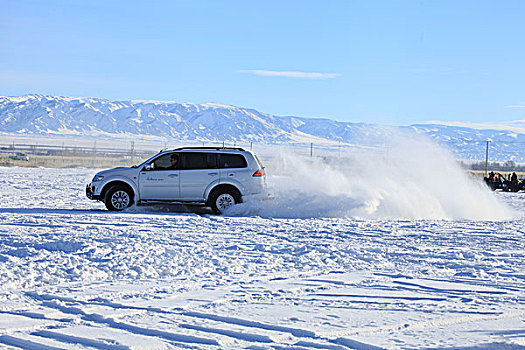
0, 136, 523, 171
0, 141, 149, 168
0, 138, 384, 169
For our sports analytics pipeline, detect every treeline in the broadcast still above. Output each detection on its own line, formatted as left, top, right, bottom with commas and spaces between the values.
460, 160, 525, 172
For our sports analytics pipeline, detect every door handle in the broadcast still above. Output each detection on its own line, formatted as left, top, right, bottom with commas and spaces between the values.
208, 172, 218, 176
168, 174, 178, 177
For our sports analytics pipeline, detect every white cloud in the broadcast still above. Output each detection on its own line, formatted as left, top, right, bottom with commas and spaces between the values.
505, 104, 525, 108
239, 70, 341, 79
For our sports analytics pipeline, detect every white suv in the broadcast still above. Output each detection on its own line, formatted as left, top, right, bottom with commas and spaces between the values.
86, 147, 266, 213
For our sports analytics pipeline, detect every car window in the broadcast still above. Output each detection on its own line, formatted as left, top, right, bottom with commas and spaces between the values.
150, 153, 179, 170
219, 154, 247, 168
181, 153, 217, 170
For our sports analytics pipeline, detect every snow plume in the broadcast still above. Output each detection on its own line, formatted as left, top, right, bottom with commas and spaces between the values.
227, 130, 515, 220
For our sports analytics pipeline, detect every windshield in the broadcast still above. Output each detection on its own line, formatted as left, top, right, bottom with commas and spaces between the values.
131, 153, 161, 168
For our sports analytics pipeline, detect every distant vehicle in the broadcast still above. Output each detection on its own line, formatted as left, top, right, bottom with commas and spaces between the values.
9, 152, 29, 161
86, 147, 266, 212
502, 178, 525, 192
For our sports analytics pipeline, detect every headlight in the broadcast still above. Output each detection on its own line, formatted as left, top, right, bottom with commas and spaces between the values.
92, 175, 104, 182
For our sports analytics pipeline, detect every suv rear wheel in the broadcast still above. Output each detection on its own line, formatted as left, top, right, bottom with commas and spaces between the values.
208, 187, 241, 213
105, 185, 133, 211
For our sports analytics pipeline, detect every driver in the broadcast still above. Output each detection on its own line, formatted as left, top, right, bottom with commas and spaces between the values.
168, 154, 179, 169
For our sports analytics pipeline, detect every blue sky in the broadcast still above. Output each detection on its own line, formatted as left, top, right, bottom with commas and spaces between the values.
2, 0, 525, 125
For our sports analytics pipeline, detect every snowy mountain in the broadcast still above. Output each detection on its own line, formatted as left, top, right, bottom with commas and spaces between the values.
408, 124, 525, 162
1, 94, 524, 161
0, 94, 367, 144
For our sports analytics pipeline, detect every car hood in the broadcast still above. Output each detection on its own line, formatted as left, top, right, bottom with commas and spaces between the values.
95, 167, 134, 177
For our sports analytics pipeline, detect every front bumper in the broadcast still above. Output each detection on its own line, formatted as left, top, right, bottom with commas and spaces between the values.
86, 183, 103, 201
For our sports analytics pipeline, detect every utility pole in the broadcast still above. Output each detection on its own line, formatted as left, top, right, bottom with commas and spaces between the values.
130, 141, 135, 164
310, 143, 313, 157
250, 141, 253, 150
93, 140, 97, 168
485, 140, 490, 176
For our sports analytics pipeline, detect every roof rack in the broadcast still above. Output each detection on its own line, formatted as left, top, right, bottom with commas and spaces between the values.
172, 147, 246, 151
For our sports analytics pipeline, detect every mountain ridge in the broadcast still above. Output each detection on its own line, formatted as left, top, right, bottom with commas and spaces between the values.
1, 94, 524, 161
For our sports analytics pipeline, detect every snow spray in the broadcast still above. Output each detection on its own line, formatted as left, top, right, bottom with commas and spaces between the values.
226, 130, 515, 220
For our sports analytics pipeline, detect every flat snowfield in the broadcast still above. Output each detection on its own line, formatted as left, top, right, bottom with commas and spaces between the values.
0, 167, 524, 349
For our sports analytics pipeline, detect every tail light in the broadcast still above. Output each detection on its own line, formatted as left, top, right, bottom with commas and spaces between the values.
252, 169, 265, 177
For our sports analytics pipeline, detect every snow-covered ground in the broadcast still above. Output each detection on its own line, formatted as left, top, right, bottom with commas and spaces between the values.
0, 166, 524, 349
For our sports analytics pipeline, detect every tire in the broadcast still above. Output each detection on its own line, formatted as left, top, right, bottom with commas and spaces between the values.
104, 185, 133, 211
208, 187, 242, 214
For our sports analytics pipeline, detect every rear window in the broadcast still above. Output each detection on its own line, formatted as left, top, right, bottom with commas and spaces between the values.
182, 153, 217, 170
219, 154, 247, 168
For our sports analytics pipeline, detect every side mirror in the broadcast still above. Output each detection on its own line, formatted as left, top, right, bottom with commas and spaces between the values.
143, 163, 152, 171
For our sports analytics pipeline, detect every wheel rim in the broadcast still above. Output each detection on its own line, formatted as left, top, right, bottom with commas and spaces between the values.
111, 190, 130, 209
216, 193, 235, 211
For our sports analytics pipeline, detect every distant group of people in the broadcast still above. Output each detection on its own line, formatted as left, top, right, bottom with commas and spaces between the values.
484, 171, 523, 192
487, 171, 518, 184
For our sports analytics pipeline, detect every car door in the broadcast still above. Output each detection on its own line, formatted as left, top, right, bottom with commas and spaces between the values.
218, 153, 250, 184
138, 152, 180, 200
179, 152, 218, 201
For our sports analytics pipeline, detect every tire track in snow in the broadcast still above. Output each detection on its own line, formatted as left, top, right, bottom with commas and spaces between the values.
37, 300, 220, 347
318, 309, 525, 340
31, 330, 130, 350
25, 292, 386, 350
0, 335, 66, 350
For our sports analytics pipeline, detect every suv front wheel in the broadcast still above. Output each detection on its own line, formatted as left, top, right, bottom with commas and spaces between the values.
105, 185, 133, 211
208, 187, 241, 214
